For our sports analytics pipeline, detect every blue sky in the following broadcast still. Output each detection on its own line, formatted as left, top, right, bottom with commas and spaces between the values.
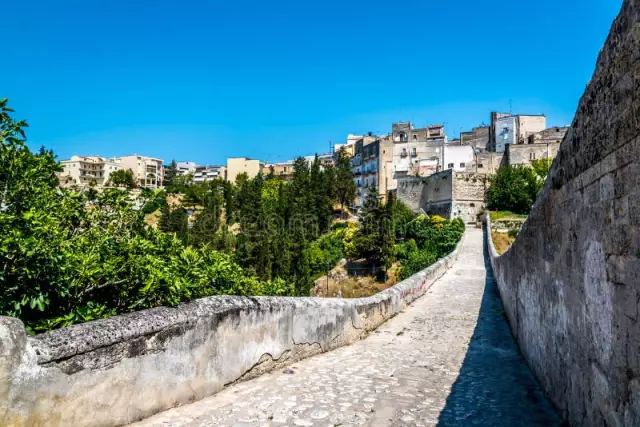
2, 0, 622, 165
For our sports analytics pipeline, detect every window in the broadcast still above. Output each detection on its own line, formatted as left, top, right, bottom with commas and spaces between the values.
478, 163, 484, 168
530, 152, 536, 160
460, 162, 465, 168
448, 163, 454, 168
413, 134, 417, 140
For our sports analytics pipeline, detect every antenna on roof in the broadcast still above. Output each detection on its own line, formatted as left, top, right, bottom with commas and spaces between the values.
509, 99, 513, 114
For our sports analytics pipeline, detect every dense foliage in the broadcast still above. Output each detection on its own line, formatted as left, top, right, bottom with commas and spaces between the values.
486, 164, 542, 214
0, 99, 464, 333
0, 100, 290, 332
108, 169, 137, 188
395, 215, 465, 280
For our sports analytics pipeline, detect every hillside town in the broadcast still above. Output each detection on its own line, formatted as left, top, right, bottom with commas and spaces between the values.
57, 110, 569, 223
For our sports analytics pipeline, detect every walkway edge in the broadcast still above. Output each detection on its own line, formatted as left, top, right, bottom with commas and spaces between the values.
0, 230, 467, 427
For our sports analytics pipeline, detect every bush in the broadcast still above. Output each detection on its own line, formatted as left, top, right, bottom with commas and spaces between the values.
507, 228, 520, 239
487, 165, 540, 215
396, 215, 464, 280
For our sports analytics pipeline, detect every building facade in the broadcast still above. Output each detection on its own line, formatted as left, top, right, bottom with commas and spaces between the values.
226, 157, 263, 183
193, 165, 226, 184
58, 156, 121, 187
116, 155, 164, 188
490, 112, 547, 152
262, 161, 295, 181
175, 161, 197, 177
443, 145, 475, 172
391, 122, 447, 187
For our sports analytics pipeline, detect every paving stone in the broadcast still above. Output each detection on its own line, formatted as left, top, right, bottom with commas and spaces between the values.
131, 229, 561, 427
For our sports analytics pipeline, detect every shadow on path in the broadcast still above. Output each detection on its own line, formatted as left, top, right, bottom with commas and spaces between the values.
436, 228, 564, 426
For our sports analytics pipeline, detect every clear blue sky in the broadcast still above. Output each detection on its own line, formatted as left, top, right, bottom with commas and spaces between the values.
2, 0, 622, 165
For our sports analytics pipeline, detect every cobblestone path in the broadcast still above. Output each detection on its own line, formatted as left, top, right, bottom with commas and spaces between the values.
132, 228, 562, 426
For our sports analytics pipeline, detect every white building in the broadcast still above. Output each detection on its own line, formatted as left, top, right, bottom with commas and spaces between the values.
491, 113, 547, 152
175, 161, 197, 176
444, 145, 475, 172
116, 155, 164, 188
58, 155, 121, 187
193, 165, 226, 184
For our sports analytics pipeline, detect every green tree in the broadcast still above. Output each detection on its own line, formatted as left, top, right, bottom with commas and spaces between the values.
487, 165, 539, 214
380, 192, 396, 272
164, 160, 177, 187
109, 169, 137, 188
334, 147, 355, 216
531, 158, 553, 183
190, 188, 222, 248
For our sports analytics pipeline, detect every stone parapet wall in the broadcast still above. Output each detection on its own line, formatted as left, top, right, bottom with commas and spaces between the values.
0, 234, 465, 427
486, 2, 640, 425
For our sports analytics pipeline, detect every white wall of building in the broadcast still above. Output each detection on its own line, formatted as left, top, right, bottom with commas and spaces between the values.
444, 145, 475, 172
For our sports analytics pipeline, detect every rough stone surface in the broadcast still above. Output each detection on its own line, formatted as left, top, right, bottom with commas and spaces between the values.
132, 229, 561, 427
487, 1, 640, 426
0, 232, 465, 427
397, 171, 487, 223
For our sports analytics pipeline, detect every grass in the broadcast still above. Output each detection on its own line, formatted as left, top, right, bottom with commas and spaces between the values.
312, 263, 400, 298
489, 210, 528, 222
492, 231, 516, 255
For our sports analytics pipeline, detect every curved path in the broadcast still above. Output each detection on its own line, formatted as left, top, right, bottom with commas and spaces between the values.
132, 228, 561, 426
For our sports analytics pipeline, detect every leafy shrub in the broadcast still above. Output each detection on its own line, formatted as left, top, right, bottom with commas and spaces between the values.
487, 165, 540, 214
0, 101, 293, 333
507, 228, 520, 239
396, 215, 464, 280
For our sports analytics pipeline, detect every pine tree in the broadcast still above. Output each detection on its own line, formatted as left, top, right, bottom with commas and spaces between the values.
159, 202, 171, 232
334, 147, 355, 217
190, 192, 221, 247
164, 160, 177, 187
380, 191, 396, 273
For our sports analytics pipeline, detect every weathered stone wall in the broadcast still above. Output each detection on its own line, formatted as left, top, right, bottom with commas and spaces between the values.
507, 142, 560, 166
451, 173, 488, 223
396, 175, 426, 211
397, 171, 486, 223
0, 235, 465, 427
488, 2, 640, 425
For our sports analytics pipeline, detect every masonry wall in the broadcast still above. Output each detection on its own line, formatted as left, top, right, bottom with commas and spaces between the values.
488, 2, 640, 425
0, 236, 465, 427
452, 173, 488, 223
507, 142, 560, 166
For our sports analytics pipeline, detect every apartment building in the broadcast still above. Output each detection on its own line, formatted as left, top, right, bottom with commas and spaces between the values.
262, 161, 295, 180
489, 112, 547, 152
226, 157, 263, 183
175, 161, 197, 176
193, 165, 226, 184
351, 136, 393, 208
116, 155, 164, 188
391, 122, 447, 187
262, 154, 334, 182
58, 155, 121, 187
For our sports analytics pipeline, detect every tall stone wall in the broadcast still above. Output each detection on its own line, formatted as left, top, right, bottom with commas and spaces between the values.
489, 2, 640, 425
0, 236, 465, 427
396, 171, 487, 223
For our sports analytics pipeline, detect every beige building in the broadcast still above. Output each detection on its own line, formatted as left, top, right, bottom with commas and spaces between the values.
226, 157, 263, 183
351, 136, 394, 208
116, 155, 164, 188
58, 155, 121, 187
262, 161, 295, 181
391, 122, 447, 186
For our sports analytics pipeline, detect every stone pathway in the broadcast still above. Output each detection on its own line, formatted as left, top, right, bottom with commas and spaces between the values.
131, 228, 562, 426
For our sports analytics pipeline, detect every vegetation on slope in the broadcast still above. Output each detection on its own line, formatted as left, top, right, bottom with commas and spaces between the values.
0, 99, 464, 332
